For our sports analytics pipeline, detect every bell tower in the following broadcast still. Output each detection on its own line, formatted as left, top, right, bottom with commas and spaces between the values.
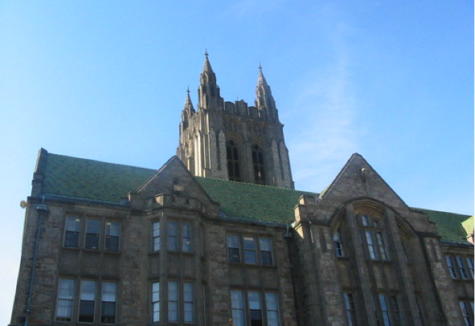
177, 53, 294, 189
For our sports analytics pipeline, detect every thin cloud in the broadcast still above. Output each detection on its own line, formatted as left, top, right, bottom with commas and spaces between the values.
289, 23, 361, 192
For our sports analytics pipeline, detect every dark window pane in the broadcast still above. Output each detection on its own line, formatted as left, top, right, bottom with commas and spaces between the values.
79, 300, 95, 322
229, 248, 241, 263
101, 302, 116, 323
261, 251, 273, 265
85, 233, 99, 250
105, 236, 119, 252
64, 231, 79, 248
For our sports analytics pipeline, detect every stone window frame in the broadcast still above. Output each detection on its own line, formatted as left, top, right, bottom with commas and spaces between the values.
54, 278, 118, 324
62, 216, 121, 253
333, 228, 345, 257
151, 218, 194, 253
226, 233, 274, 266
459, 300, 474, 326
358, 214, 390, 261
150, 280, 195, 324
251, 144, 266, 185
445, 254, 473, 280
342, 292, 357, 326
230, 289, 281, 326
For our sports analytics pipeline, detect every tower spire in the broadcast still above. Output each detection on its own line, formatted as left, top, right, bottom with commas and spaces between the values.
255, 64, 278, 121
199, 51, 222, 110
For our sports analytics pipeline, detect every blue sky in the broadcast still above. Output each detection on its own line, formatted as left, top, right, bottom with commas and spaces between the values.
0, 0, 473, 322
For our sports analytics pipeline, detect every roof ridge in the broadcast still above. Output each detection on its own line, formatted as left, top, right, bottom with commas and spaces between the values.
48, 152, 157, 172
195, 176, 317, 194
412, 207, 472, 217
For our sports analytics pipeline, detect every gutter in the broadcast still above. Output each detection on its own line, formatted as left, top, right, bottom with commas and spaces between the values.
24, 201, 48, 326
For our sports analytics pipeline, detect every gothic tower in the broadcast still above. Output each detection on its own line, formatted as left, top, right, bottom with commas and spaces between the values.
177, 53, 294, 189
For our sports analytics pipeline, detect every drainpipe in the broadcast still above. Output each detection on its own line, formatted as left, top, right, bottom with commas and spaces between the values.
24, 201, 48, 326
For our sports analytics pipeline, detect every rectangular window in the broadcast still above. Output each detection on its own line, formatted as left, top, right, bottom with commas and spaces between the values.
244, 236, 257, 264
467, 257, 474, 277
391, 296, 401, 326
265, 292, 280, 326
79, 280, 96, 322
85, 219, 100, 250
460, 301, 472, 326
168, 222, 178, 251
64, 217, 80, 248
56, 279, 74, 321
456, 257, 469, 279
168, 281, 179, 322
361, 215, 370, 226
343, 293, 357, 326
228, 235, 241, 263
101, 282, 116, 324
334, 229, 345, 257
415, 296, 426, 326
182, 223, 192, 252
152, 222, 160, 251
105, 221, 120, 252
376, 232, 388, 260
184, 283, 194, 323
248, 291, 262, 326
152, 282, 160, 322
379, 294, 391, 326
365, 231, 377, 260
259, 238, 273, 265
446, 256, 458, 278
231, 291, 245, 326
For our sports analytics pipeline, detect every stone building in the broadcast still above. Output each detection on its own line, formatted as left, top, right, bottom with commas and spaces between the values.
10, 55, 474, 326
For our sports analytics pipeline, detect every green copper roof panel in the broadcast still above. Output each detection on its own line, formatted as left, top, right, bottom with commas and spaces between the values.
417, 208, 472, 244
196, 177, 317, 223
42, 153, 155, 203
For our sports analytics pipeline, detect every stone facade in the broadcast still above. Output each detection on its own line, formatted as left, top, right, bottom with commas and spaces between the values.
10, 57, 474, 326
177, 54, 293, 189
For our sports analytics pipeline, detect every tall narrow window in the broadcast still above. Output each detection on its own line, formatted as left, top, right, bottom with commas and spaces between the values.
184, 283, 194, 323
446, 256, 457, 278
376, 232, 388, 260
152, 282, 160, 322
265, 293, 280, 326
343, 293, 357, 326
415, 296, 426, 326
226, 140, 241, 181
252, 145, 266, 184
456, 257, 469, 279
101, 282, 116, 324
248, 291, 262, 326
182, 223, 192, 252
79, 280, 96, 322
244, 236, 257, 264
391, 296, 401, 326
168, 281, 179, 322
228, 235, 241, 263
64, 217, 80, 248
56, 279, 74, 322
85, 219, 100, 250
168, 222, 178, 251
259, 238, 273, 265
105, 222, 120, 252
460, 301, 473, 326
365, 231, 377, 260
379, 294, 391, 326
152, 222, 160, 251
334, 229, 345, 257
231, 291, 245, 326
467, 257, 474, 277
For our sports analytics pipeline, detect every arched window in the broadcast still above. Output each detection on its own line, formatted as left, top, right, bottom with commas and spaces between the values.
226, 141, 241, 181
359, 214, 389, 261
252, 145, 266, 184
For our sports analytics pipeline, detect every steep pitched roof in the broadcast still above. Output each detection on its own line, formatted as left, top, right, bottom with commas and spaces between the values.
35, 150, 472, 243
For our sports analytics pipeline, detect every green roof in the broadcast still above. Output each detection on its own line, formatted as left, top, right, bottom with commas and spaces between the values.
195, 177, 316, 223
42, 153, 155, 203
416, 208, 473, 244
38, 151, 473, 244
